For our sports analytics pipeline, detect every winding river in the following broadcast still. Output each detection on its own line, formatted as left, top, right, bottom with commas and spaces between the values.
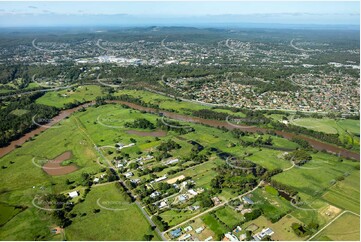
0, 100, 359, 161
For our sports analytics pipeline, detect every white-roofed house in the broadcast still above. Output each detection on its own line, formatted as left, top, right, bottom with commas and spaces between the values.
68, 191, 79, 198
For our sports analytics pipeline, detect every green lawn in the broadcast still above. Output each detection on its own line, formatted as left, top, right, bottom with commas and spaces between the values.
290, 117, 360, 150
10, 109, 30, 116
241, 215, 303, 241
322, 171, 360, 213
65, 183, 160, 241
214, 206, 244, 228
1, 92, 359, 241
337, 119, 360, 135
311, 212, 360, 241
201, 213, 228, 240
0, 203, 23, 226
291, 118, 339, 134
246, 148, 292, 171
160, 209, 199, 228
272, 152, 358, 202
36, 85, 104, 108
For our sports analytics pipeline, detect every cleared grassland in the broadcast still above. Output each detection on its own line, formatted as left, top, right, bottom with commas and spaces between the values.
1, 94, 359, 241
246, 148, 292, 171
201, 213, 229, 239
65, 183, 160, 241
337, 119, 360, 135
214, 206, 244, 228
291, 118, 339, 134
251, 187, 293, 222
322, 171, 360, 213
114, 89, 246, 117
272, 152, 358, 202
36, 85, 104, 108
160, 209, 200, 228
272, 152, 359, 228
312, 212, 360, 241
241, 215, 303, 241
290, 117, 360, 150
0, 203, 22, 226
0, 110, 102, 240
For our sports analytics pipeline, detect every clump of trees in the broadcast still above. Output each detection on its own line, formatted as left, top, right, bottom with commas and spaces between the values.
0, 93, 59, 147
270, 180, 298, 197
291, 222, 319, 237
125, 118, 155, 129
152, 215, 169, 231
271, 121, 345, 148
285, 150, 312, 166
156, 118, 194, 134
291, 137, 311, 149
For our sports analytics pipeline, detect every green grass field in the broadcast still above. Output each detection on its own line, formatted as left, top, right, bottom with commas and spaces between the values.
65, 183, 160, 241
36, 85, 104, 108
10, 109, 30, 116
291, 118, 339, 134
114, 89, 247, 118
290, 117, 360, 150
214, 206, 244, 228
0, 203, 23, 226
337, 119, 360, 135
271, 152, 359, 229
312, 212, 360, 241
1, 90, 359, 241
322, 171, 360, 213
241, 215, 303, 241
272, 152, 358, 202
160, 209, 199, 228
251, 187, 293, 222
201, 213, 228, 239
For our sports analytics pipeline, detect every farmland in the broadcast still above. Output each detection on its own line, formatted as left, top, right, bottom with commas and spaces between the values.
0, 12, 359, 242
65, 183, 161, 241
36, 85, 104, 108
311, 212, 360, 241
0, 90, 359, 241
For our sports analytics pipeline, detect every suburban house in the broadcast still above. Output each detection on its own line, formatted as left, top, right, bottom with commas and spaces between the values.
68, 191, 79, 198
170, 228, 182, 238
253, 228, 274, 241
124, 172, 133, 178
242, 196, 254, 205
195, 227, 204, 234
154, 175, 167, 182
224, 232, 239, 241
150, 191, 161, 198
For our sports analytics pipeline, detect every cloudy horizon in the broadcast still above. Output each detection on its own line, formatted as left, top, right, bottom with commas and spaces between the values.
0, 1, 359, 28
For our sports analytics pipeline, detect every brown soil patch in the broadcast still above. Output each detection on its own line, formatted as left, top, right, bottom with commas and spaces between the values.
50, 226, 62, 235
42, 151, 78, 176
321, 204, 342, 218
126, 129, 167, 137
166, 175, 185, 184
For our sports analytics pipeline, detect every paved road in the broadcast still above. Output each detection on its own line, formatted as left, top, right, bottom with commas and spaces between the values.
307, 210, 360, 241
75, 117, 166, 240
136, 201, 166, 241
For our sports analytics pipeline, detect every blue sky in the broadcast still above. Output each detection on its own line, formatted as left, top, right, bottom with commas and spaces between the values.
0, 1, 359, 27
